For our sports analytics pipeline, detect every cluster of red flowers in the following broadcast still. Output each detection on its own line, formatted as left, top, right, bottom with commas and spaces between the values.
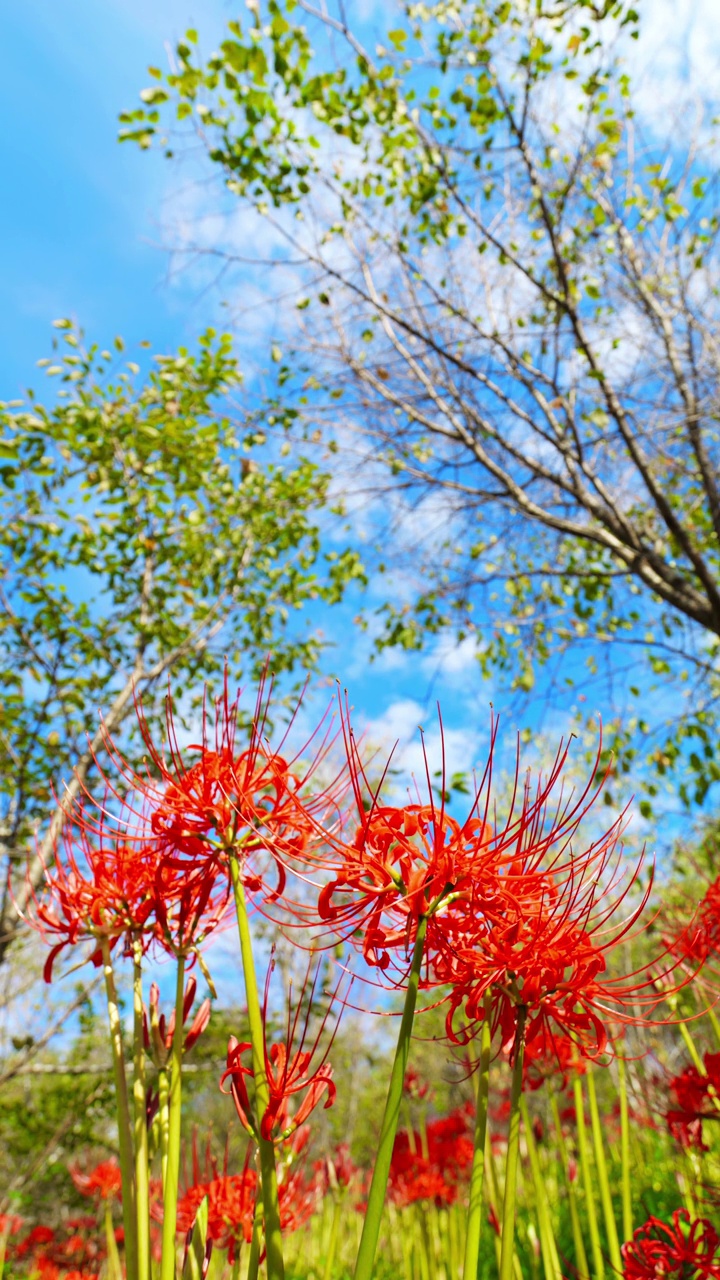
170, 1131, 320, 1260
388, 1105, 475, 1208
306, 703, 676, 1065
175, 1170, 257, 1262
666, 1052, 720, 1150
621, 1210, 720, 1279
26, 677, 338, 978
7, 1217, 116, 1280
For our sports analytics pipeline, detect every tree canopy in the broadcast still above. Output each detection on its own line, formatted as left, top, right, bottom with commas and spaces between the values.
120, 0, 720, 811
0, 322, 364, 962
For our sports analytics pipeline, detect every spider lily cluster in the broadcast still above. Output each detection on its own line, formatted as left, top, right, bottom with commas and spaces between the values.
14, 678, 720, 1280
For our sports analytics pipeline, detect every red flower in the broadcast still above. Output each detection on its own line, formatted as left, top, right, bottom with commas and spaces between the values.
666, 1053, 720, 1151
314, 1144, 357, 1195
432, 738, 685, 1061
176, 1170, 258, 1262
522, 1033, 586, 1092
311, 708, 507, 973
222, 957, 339, 1144
69, 1159, 122, 1202
277, 1165, 318, 1234
389, 1104, 475, 1208
23, 806, 162, 981
621, 1210, 720, 1279
104, 674, 340, 901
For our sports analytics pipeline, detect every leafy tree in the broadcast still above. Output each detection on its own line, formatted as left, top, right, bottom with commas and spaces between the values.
0, 322, 365, 964
120, 0, 720, 811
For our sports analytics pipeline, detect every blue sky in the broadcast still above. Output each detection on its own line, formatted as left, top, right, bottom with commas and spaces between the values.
3, 0, 720, 850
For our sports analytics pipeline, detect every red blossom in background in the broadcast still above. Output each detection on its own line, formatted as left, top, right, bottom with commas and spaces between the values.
313, 1144, 358, 1195
621, 1210, 720, 1279
522, 1033, 586, 1092
12, 1217, 107, 1280
388, 1105, 475, 1208
175, 1170, 258, 1262
666, 1052, 720, 1151
69, 1159, 122, 1202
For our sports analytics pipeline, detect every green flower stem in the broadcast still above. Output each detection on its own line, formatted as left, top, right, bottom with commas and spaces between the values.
105, 1200, 123, 1280
520, 1097, 562, 1280
463, 993, 492, 1280
158, 1068, 170, 1191
707, 1004, 720, 1050
133, 940, 150, 1280
679, 1019, 705, 1073
321, 1197, 342, 1280
617, 1058, 632, 1242
586, 1070, 622, 1274
160, 954, 187, 1280
246, 1201, 262, 1280
100, 936, 138, 1280
498, 1005, 528, 1280
550, 1093, 589, 1280
573, 1078, 604, 1280
229, 855, 284, 1280
354, 915, 428, 1280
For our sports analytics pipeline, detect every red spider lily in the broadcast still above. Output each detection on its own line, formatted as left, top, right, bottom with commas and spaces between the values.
69, 1159, 122, 1202
403, 1068, 433, 1101
23, 796, 229, 974
175, 1170, 258, 1262
433, 758, 686, 1060
668, 875, 720, 970
22, 807, 162, 981
310, 706, 505, 973
389, 1165, 457, 1209
425, 1106, 476, 1174
14, 1226, 57, 1258
389, 1104, 475, 1209
621, 1210, 720, 1279
144, 976, 211, 1068
307, 707, 646, 1006
666, 1052, 720, 1151
522, 1032, 587, 1091
99, 673, 343, 902
14, 1218, 106, 1280
276, 1165, 319, 1235
222, 958, 339, 1143
314, 1144, 358, 1195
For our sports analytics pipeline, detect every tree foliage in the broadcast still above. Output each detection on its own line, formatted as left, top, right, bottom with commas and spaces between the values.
0, 322, 365, 961
120, 0, 720, 811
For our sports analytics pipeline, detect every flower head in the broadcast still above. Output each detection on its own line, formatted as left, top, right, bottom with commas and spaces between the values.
222, 957, 340, 1144
666, 1053, 720, 1151
176, 1171, 258, 1262
621, 1210, 720, 1279
69, 1159, 122, 1202
104, 673, 341, 903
